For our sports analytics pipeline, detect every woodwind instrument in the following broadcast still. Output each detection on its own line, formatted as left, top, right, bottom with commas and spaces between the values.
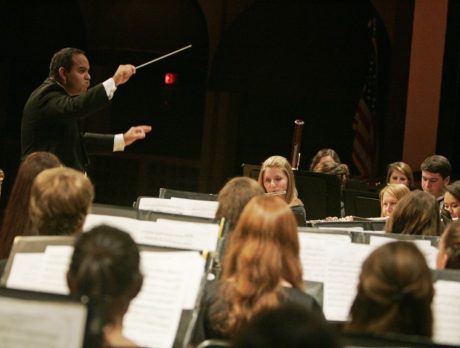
290, 119, 304, 170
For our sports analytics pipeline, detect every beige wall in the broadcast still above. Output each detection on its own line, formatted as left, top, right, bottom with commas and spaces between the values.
403, 0, 448, 169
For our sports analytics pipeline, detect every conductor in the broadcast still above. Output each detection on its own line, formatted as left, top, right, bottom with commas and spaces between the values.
21, 47, 152, 172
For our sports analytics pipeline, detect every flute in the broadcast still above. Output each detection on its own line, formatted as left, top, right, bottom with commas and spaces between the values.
265, 191, 287, 196
290, 119, 304, 170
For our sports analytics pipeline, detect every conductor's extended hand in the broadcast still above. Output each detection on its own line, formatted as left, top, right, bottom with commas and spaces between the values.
112, 64, 136, 86
123, 125, 152, 146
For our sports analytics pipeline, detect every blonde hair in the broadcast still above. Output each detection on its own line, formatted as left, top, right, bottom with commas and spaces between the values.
258, 155, 302, 207
30, 167, 94, 235
379, 184, 410, 217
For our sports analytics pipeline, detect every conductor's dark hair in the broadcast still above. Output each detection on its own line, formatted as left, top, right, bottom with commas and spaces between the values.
49, 47, 85, 79
67, 225, 143, 325
233, 304, 340, 348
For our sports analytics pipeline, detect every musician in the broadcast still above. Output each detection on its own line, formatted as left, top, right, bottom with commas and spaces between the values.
194, 196, 322, 342
258, 155, 306, 223
21, 47, 152, 172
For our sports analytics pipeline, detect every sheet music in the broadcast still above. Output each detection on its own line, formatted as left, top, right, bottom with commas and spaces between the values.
298, 233, 351, 282
7, 247, 72, 295
323, 243, 375, 321
83, 214, 136, 233
137, 197, 218, 219
6, 246, 206, 348
84, 214, 219, 252
6, 253, 43, 291
124, 251, 205, 348
0, 296, 86, 348
369, 236, 438, 269
433, 280, 460, 345
38, 246, 73, 295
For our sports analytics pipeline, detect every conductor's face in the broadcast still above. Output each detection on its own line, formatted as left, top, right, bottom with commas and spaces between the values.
64, 53, 91, 96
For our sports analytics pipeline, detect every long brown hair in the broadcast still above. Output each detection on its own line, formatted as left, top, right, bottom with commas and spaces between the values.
346, 241, 434, 337
210, 195, 303, 337
0, 152, 61, 259
385, 190, 441, 236
215, 176, 264, 231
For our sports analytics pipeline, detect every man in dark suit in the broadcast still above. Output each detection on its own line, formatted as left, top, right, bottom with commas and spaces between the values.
21, 47, 151, 172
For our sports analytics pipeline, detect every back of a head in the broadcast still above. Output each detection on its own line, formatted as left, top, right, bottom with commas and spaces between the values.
224, 195, 301, 283
0, 152, 61, 258
215, 196, 303, 336
385, 190, 441, 236
233, 304, 340, 348
346, 241, 434, 337
67, 225, 143, 318
420, 155, 451, 179
215, 176, 264, 230
29, 167, 94, 236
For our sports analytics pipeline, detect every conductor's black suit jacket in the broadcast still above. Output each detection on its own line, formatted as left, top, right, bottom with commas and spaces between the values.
21, 78, 115, 172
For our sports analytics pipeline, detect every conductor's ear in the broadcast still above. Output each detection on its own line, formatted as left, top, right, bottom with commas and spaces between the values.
58, 67, 67, 85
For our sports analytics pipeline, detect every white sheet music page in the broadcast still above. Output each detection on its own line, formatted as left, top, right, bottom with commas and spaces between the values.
6, 246, 72, 295
369, 236, 438, 269
170, 197, 218, 219
298, 232, 351, 282
137, 197, 218, 219
133, 219, 219, 252
123, 251, 204, 348
37, 246, 73, 295
0, 296, 86, 348
433, 280, 460, 345
6, 253, 44, 291
83, 213, 138, 233
323, 243, 375, 321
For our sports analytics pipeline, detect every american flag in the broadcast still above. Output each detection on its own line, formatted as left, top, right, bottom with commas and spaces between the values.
352, 18, 378, 178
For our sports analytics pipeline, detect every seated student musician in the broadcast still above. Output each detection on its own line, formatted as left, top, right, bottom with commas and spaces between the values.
444, 181, 460, 221
258, 155, 306, 223
67, 225, 143, 348
437, 220, 460, 270
194, 196, 322, 343
386, 161, 414, 189
345, 241, 434, 338
29, 167, 94, 236
379, 183, 410, 218
309, 148, 341, 172
385, 190, 441, 236
0, 152, 62, 260
233, 304, 340, 348
215, 176, 265, 234
214, 177, 265, 275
